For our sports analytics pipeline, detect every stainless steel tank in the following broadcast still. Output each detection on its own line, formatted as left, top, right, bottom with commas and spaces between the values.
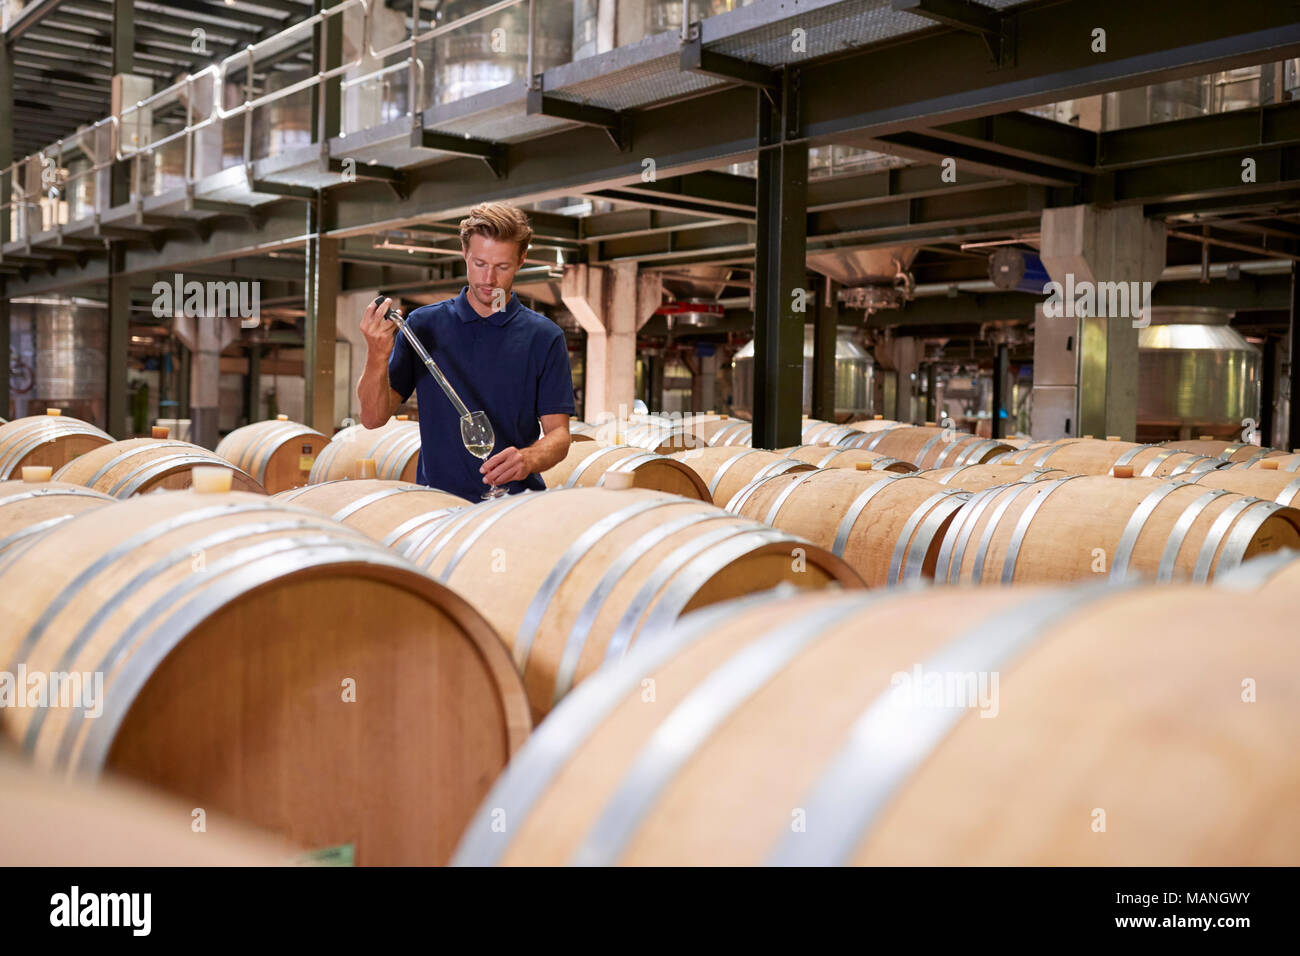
575, 1, 754, 59
256, 68, 314, 159
432, 1, 572, 105
1137, 306, 1260, 442
731, 327, 873, 421
10, 297, 109, 428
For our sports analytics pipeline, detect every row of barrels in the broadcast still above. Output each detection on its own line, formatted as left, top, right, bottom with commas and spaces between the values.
452, 569, 1300, 865
4, 461, 1299, 865
8, 410, 1300, 595
0, 468, 865, 864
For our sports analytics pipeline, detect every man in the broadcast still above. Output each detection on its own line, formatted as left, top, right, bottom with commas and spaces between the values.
356, 202, 574, 501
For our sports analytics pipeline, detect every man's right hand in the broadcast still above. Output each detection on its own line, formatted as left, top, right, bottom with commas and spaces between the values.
361, 297, 400, 358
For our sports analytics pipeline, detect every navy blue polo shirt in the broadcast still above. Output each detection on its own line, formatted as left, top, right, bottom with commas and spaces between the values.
388, 287, 576, 502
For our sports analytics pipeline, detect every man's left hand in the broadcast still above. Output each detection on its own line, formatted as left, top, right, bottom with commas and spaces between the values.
481, 446, 531, 486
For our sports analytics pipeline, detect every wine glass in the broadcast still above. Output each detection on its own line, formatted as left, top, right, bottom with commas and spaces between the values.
461, 411, 506, 500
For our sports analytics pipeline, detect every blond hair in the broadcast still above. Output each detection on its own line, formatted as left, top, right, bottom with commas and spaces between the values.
459, 202, 533, 259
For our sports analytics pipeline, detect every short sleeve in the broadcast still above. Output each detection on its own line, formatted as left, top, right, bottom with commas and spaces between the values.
535, 332, 576, 417
387, 319, 420, 403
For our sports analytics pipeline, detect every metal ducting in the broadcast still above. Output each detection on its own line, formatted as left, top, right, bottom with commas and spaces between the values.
731, 327, 873, 421
808, 246, 919, 315
1136, 306, 1260, 442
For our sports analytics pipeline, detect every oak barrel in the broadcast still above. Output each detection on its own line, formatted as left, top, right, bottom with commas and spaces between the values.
309, 418, 422, 484
1000, 438, 1222, 478
1243, 452, 1300, 472
621, 421, 708, 454
398, 486, 862, 720
453, 584, 1300, 865
775, 444, 915, 473
0, 490, 530, 865
0, 478, 115, 559
52, 438, 264, 497
273, 478, 467, 550
669, 447, 814, 508
1161, 439, 1286, 464
1184, 467, 1300, 507
837, 424, 1012, 469
934, 473, 1300, 584
215, 417, 330, 494
0, 412, 113, 480
0, 754, 292, 865
726, 468, 968, 586
541, 443, 710, 501
705, 421, 754, 447
917, 461, 1068, 492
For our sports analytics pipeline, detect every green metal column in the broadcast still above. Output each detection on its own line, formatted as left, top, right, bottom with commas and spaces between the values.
106, 0, 135, 437
752, 70, 808, 450
0, 36, 10, 414
247, 343, 262, 423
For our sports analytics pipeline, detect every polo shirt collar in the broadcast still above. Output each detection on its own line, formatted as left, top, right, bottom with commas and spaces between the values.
455, 286, 521, 327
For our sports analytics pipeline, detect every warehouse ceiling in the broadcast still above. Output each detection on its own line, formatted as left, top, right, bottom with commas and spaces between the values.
2, 0, 1299, 350
7, 0, 317, 158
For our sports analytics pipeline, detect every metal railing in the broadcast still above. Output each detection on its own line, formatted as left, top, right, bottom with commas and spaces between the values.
1, 0, 539, 244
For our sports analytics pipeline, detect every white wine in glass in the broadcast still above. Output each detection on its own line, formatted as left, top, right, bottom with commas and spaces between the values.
461, 411, 506, 500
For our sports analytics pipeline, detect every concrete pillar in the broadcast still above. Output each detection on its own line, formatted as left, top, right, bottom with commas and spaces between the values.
336, 287, 379, 424
1035, 205, 1166, 441
694, 345, 719, 413
561, 262, 661, 425
174, 317, 238, 449
875, 335, 921, 424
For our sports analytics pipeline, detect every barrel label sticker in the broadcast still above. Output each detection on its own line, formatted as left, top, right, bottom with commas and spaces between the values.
299, 456, 316, 471
295, 843, 354, 866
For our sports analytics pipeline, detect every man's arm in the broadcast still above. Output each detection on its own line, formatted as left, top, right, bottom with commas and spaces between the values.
357, 296, 406, 429
479, 414, 571, 488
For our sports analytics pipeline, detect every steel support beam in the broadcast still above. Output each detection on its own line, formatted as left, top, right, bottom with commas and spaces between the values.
752, 71, 807, 451
3, 0, 72, 40
1290, 262, 1300, 453
890, 0, 1015, 67
0, 36, 12, 249
991, 341, 1008, 439
0, 298, 8, 417
526, 87, 630, 152
806, 0, 1300, 144
107, 243, 130, 437
411, 129, 506, 179
811, 275, 837, 421
1259, 334, 1275, 448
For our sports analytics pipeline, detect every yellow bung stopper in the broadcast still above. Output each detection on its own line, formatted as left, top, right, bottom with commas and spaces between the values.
1106, 435, 1121, 442
22, 466, 53, 483
277, 414, 289, 421
356, 459, 378, 479
192, 466, 233, 494
1112, 465, 1134, 478
152, 426, 170, 440
1261, 459, 1279, 470
855, 462, 874, 471
396, 414, 409, 422
1198, 434, 1214, 441
46, 408, 62, 417
604, 471, 634, 490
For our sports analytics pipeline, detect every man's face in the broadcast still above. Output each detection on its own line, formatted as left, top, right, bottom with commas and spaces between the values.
463, 234, 526, 311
